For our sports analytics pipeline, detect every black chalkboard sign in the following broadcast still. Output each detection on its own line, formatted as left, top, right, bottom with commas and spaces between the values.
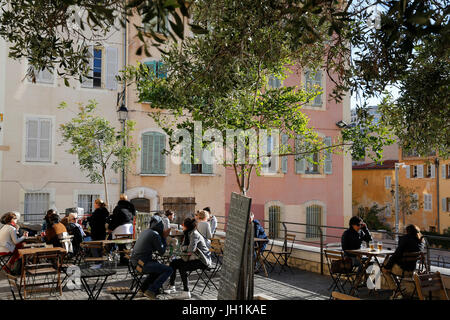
217, 192, 252, 300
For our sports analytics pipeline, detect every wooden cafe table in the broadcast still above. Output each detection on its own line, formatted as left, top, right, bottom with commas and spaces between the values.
345, 247, 395, 296
18, 247, 66, 299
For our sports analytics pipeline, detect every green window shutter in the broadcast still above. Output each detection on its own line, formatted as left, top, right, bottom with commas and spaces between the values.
157, 61, 167, 79
324, 136, 332, 174
158, 134, 166, 173
142, 132, 166, 174
144, 61, 157, 78
202, 149, 213, 174
314, 71, 322, 105
295, 136, 305, 174
151, 133, 165, 174
141, 133, 153, 173
180, 148, 191, 174
281, 134, 288, 173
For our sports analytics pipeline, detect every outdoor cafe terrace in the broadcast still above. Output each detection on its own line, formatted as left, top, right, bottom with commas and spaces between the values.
0, 214, 449, 300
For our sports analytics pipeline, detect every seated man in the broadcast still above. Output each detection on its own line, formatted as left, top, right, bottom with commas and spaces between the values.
130, 215, 172, 300
251, 212, 268, 252
45, 212, 67, 248
382, 224, 424, 294
341, 216, 372, 267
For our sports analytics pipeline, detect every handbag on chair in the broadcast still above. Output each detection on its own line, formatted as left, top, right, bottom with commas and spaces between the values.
331, 257, 353, 274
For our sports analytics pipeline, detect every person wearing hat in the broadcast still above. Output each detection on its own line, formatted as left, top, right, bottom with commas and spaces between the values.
130, 214, 172, 300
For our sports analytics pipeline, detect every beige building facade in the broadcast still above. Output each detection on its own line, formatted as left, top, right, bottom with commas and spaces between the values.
0, 29, 125, 223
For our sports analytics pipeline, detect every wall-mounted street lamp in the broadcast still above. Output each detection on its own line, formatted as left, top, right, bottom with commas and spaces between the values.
117, 91, 128, 194
335, 120, 348, 129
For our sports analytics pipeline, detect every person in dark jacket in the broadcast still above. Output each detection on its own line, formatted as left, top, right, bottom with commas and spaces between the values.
130, 215, 171, 300
341, 216, 373, 266
88, 199, 109, 240
108, 196, 134, 264
383, 224, 424, 276
87, 199, 109, 260
382, 224, 425, 297
250, 212, 268, 252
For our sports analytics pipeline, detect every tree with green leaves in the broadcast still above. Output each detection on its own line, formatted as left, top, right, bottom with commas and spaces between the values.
356, 204, 391, 232
119, 0, 394, 194
1, 0, 447, 157
59, 100, 138, 205
392, 185, 422, 229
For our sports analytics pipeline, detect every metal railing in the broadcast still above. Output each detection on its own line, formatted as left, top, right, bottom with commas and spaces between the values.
213, 215, 450, 275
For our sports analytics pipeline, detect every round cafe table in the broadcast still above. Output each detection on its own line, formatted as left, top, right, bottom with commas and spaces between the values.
345, 247, 395, 296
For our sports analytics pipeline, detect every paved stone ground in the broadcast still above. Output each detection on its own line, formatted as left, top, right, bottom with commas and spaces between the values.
0, 264, 391, 301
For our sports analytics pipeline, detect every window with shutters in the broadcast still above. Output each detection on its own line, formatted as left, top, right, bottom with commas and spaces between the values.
268, 75, 282, 89
141, 131, 166, 174
24, 193, 50, 223
424, 194, 432, 211
25, 117, 52, 162
442, 197, 449, 212
144, 14, 170, 34
268, 206, 281, 239
77, 194, 100, 215
143, 60, 167, 79
29, 67, 54, 85
181, 146, 214, 175
281, 134, 288, 173
262, 135, 278, 174
384, 203, 391, 217
410, 193, 419, 210
81, 45, 118, 90
385, 176, 392, 189
306, 205, 322, 239
412, 165, 418, 178
304, 70, 323, 106
305, 152, 320, 174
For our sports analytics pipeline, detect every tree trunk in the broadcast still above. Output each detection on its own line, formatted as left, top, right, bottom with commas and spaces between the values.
102, 166, 109, 208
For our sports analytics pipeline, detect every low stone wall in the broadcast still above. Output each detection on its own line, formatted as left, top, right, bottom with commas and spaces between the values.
266, 240, 450, 295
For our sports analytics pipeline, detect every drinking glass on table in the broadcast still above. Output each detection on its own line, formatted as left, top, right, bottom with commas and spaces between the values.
361, 242, 367, 249
369, 241, 375, 250
377, 241, 383, 251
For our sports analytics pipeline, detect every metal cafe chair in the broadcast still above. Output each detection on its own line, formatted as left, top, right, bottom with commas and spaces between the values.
388, 251, 428, 299
192, 241, 224, 294
258, 239, 275, 274
324, 249, 357, 298
268, 234, 296, 274
0, 252, 13, 273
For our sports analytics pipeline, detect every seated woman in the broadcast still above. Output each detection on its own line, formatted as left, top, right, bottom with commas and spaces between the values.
0, 212, 28, 274
168, 218, 212, 299
196, 210, 212, 248
44, 212, 67, 248
61, 213, 85, 255
382, 224, 425, 291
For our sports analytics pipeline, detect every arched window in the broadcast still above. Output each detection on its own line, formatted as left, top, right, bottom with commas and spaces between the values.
306, 205, 322, 238
269, 205, 281, 239
141, 131, 166, 174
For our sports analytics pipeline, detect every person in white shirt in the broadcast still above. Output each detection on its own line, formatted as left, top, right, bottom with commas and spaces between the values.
0, 212, 28, 273
196, 210, 212, 248
162, 210, 178, 249
203, 207, 217, 235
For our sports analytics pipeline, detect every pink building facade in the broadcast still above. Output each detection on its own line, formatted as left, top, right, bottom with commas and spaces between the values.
224, 67, 352, 243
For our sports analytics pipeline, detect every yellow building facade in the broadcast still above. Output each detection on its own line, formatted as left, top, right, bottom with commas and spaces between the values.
352, 153, 450, 234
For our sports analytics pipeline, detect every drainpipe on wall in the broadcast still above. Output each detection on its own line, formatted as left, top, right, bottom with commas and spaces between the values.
435, 158, 440, 233
121, 3, 128, 194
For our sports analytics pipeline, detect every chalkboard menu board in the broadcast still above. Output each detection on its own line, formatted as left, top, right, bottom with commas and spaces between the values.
217, 192, 252, 300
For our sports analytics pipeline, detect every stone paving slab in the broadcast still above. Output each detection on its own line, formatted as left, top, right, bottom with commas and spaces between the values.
0, 265, 389, 300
